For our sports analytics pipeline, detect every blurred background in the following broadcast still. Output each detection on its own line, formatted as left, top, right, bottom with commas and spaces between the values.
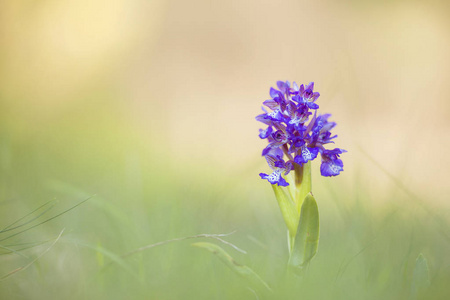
1, 0, 449, 299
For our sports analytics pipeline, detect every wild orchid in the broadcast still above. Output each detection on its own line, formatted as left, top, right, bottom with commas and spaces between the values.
257, 81, 346, 270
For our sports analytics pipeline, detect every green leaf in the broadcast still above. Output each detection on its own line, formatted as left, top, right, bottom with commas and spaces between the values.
410, 253, 430, 300
272, 184, 299, 240
288, 193, 320, 271
192, 242, 272, 292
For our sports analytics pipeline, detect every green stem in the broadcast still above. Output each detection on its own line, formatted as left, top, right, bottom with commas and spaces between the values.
294, 161, 312, 215
271, 161, 313, 256
287, 161, 312, 255
288, 230, 296, 254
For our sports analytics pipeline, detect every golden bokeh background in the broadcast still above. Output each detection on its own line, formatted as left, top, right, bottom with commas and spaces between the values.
2, 1, 449, 206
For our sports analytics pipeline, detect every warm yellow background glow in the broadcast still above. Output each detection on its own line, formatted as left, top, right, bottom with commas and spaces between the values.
1, 0, 449, 204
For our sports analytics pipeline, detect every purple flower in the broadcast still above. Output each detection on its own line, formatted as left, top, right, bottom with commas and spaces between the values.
308, 114, 337, 147
276, 81, 291, 94
293, 82, 320, 110
259, 155, 293, 186
257, 81, 346, 183
286, 102, 311, 128
320, 148, 347, 177
294, 146, 320, 164
259, 126, 273, 139
261, 127, 289, 156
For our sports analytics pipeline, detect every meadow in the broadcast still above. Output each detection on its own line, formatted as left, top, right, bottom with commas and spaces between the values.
0, 104, 449, 299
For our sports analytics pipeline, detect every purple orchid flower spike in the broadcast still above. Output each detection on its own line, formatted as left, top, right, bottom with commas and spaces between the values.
256, 81, 346, 270
257, 81, 346, 183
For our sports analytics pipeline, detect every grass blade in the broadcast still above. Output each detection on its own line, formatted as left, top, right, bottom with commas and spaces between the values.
0, 229, 65, 281
120, 231, 239, 259
192, 242, 272, 293
0, 196, 93, 243
0, 200, 56, 233
72, 241, 139, 280
410, 253, 430, 300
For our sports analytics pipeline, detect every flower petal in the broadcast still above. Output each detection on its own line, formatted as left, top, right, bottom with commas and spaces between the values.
294, 146, 319, 164
277, 175, 289, 186
307, 102, 319, 110
259, 126, 273, 139
265, 155, 277, 170
270, 87, 281, 98
320, 158, 344, 177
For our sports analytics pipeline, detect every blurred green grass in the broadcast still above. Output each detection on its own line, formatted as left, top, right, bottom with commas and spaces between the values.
0, 102, 449, 300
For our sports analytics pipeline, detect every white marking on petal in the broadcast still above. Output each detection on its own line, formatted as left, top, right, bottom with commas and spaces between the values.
289, 116, 301, 126
329, 164, 341, 174
302, 147, 312, 160
268, 171, 281, 183
268, 109, 279, 118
